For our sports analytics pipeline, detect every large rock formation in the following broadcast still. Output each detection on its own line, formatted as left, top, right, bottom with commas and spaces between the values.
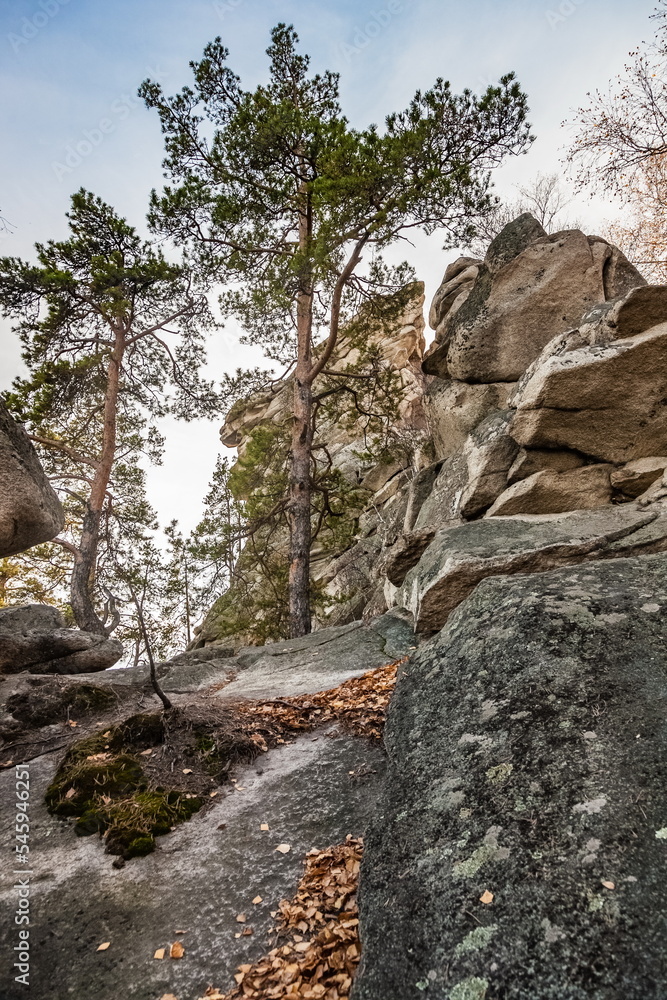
0, 399, 64, 557
423, 216, 644, 383
0, 605, 123, 674
199, 215, 659, 649
354, 554, 667, 999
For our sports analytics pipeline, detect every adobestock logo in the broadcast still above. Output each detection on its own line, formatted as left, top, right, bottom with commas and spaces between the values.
51, 65, 168, 182
546, 0, 586, 30
339, 2, 406, 63
7, 0, 72, 56
212, 0, 244, 21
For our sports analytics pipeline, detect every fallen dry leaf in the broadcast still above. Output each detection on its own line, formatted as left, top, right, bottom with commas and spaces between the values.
96, 942, 110, 952
154, 948, 166, 960
140, 749, 153, 756
159, 995, 179, 1000
252, 895, 263, 905
67, 720, 78, 728
182, 768, 193, 775
480, 890, 494, 905
170, 941, 185, 959
236, 913, 247, 923
65, 787, 76, 800
601, 880, 616, 890
275, 843, 291, 854
174, 929, 186, 934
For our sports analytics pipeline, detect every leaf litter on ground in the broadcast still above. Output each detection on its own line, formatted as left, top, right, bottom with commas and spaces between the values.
199, 835, 364, 1000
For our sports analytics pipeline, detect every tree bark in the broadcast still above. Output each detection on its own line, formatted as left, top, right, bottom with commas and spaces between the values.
287, 173, 315, 638
287, 371, 313, 637
69, 328, 123, 635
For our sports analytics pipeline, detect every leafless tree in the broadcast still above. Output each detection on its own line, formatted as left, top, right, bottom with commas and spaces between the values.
565, 2, 667, 195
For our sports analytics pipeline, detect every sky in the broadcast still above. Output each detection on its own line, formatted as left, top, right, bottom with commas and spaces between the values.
0, 0, 659, 535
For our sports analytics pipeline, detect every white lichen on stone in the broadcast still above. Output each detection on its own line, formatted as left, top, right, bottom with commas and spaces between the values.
454, 925, 498, 957
485, 762, 513, 784
449, 976, 489, 1000
542, 917, 566, 943
453, 827, 510, 877
572, 797, 607, 815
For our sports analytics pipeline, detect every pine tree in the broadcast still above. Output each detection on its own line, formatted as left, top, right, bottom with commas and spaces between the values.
0, 189, 217, 637
141, 23, 533, 637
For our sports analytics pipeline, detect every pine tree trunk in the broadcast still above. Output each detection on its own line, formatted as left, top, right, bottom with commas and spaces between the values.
287, 178, 315, 639
287, 373, 313, 638
70, 507, 105, 634
69, 328, 123, 636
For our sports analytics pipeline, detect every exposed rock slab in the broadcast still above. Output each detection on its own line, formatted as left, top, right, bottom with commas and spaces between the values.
415, 412, 519, 530
423, 379, 516, 460
68, 615, 416, 697
611, 457, 667, 498
0, 727, 385, 1000
511, 322, 667, 463
400, 503, 667, 633
486, 464, 613, 517
355, 555, 667, 1000
0, 400, 64, 557
216, 616, 414, 703
0, 605, 122, 674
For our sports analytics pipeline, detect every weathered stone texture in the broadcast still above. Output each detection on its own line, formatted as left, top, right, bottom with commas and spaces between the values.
355, 555, 667, 1000
0, 400, 64, 557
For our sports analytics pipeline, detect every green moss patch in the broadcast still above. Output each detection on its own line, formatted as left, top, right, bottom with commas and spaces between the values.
45, 707, 259, 860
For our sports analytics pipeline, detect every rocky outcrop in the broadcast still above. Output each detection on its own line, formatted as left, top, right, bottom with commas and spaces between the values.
423, 379, 515, 460
355, 554, 667, 999
0, 605, 123, 674
399, 503, 667, 633
423, 216, 645, 383
0, 399, 64, 557
510, 316, 667, 463
199, 217, 660, 649
414, 411, 519, 530
486, 464, 614, 517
